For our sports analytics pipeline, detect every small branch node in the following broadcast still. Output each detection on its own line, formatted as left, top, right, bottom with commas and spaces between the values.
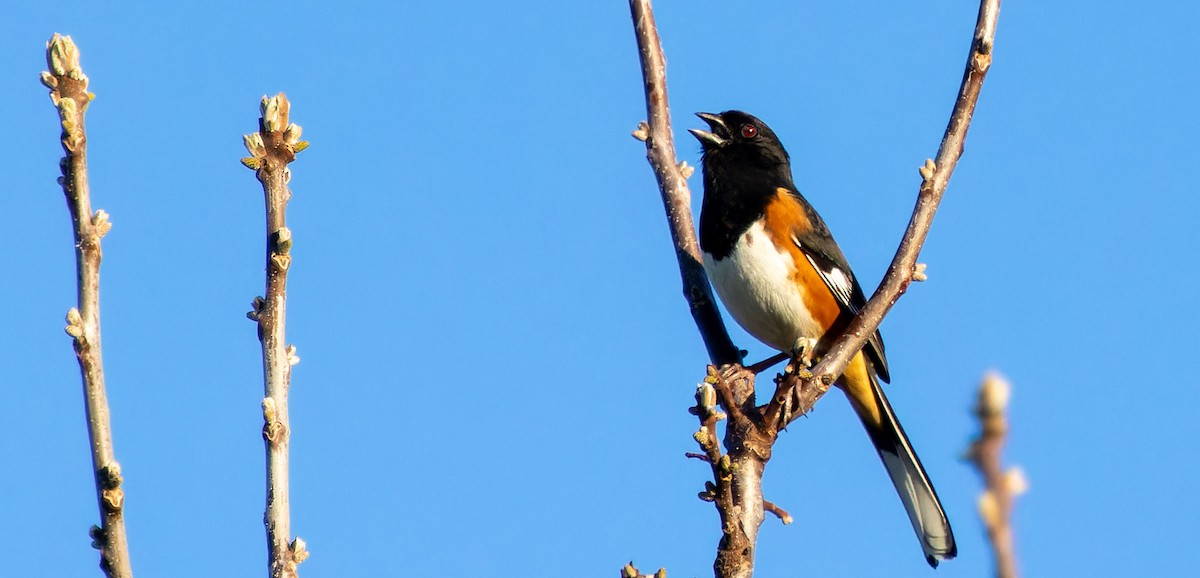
92, 209, 112, 238
290, 537, 310, 564
101, 487, 124, 513
244, 132, 267, 158
919, 158, 937, 182
99, 461, 122, 488
271, 254, 292, 271
717, 454, 732, 472
261, 93, 291, 133
695, 382, 717, 411
912, 262, 928, 282
1005, 467, 1029, 496
89, 525, 105, 549
631, 122, 650, 142
65, 307, 85, 339
677, 160, 694, 179
763, 499, 793, 525
621, 562, 667, 578
977, 489, 999, 526
978, 371, 1011, 416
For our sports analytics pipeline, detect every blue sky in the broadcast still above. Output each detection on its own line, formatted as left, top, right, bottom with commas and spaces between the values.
3, 1, 1198, 576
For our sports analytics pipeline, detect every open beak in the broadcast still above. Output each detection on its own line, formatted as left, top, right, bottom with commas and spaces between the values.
688, 112, 728, 148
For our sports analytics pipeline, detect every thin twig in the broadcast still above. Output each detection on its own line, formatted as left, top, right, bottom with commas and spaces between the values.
42, 33, 133, 578
766, 0, 1003, 427
242, 93, 310, 578
967, 373, 1025, 578
629, 3, 767, 575
763, 500, 793, 525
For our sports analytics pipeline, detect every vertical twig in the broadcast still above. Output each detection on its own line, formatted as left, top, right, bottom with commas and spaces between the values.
628, 1, 764, 575
41, 33, 134, 578
628, 0, 741, 368
967, 373, 1026, 578
242, 93, 310, 578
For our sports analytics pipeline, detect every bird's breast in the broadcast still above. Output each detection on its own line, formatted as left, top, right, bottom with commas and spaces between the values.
703, 220, 826, 352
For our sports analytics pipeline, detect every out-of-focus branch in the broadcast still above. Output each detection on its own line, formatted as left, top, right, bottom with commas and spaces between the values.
766, 0, 1003, 428
242, 93, 310, 578
42, 33, 133, 578
967, 373, 1026, 578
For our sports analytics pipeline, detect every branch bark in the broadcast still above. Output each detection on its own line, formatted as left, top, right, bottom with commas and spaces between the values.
628, 0, 740, 369
629, 2, 766, 575
768, 0, 1003, 426
967, 373, 1025, 578
42, 33, 134, 578
629, 1, 1002, 576
242, 93, 310, 578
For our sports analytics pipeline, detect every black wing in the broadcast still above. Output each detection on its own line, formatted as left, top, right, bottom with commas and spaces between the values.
785, 190, 891, 383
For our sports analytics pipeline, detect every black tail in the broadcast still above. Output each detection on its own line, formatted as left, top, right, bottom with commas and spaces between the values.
850, 373, 957, 567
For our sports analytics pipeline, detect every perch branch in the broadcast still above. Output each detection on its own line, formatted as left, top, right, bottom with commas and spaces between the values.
766, 0, 1003, 428
628, 0, 740, 368
967, 373, 1025, 578
42, 33, 134, 578
242, 93, 310, 578
630, 2, 767, 574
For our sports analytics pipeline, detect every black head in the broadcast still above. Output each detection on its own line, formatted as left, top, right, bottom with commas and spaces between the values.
689, 110, 790, 170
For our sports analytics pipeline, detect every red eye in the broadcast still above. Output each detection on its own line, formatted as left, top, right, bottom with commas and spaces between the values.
740, 124, 757, 138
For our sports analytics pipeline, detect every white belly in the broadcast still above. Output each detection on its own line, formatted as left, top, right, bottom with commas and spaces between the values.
703, 221, 825, 352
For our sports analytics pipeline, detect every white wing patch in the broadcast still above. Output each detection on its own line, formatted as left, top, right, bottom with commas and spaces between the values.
792, 234, 856, 313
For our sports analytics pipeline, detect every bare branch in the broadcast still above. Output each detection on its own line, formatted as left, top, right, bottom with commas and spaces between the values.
43, 33, 134, 578
775, 0, 1003, 425
967, 373, 1025, 578
628, 4, 766, 574
628, 0, 740, 368
243, 93, 310, 578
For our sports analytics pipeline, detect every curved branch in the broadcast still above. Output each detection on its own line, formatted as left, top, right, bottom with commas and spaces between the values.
42, 33, 134, 578
771, 0, 1003, 424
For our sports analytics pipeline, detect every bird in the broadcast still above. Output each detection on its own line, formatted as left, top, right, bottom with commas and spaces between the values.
689, 110, 957, 567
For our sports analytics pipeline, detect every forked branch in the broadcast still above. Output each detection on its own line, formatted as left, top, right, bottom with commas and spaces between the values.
42, 33, 133, 578
628, 0, 1002, 576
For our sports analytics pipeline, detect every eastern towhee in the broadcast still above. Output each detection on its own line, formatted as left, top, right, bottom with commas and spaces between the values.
690, 110, 956, 567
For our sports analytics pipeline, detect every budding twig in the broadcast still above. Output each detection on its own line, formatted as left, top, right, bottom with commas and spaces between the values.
967, 373, 1025, 578
243, 93, 310, 578
43, 33, 134, 578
